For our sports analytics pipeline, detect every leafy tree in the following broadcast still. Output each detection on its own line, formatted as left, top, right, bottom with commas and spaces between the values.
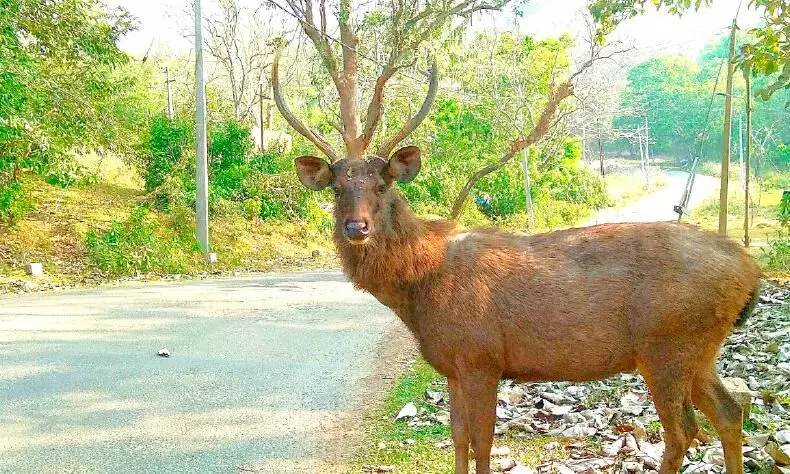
0, 0, 151, 188
589, 0, 789, 99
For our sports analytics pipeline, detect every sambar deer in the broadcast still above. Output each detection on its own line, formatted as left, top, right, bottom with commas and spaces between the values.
293, 147, 760, 474
270, 37, 759, 473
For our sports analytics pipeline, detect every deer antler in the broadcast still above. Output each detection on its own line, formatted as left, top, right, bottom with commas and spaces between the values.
376, 59, 439, 158
271, 46, 342, 162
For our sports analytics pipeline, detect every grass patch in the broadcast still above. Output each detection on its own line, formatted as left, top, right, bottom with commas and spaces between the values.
351, 359, 561, 474
688, 187, 783, 244
604, 168, 669, 207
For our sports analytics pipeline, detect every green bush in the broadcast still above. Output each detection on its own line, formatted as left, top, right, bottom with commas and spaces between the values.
209, 120, 253, 171
85, 206, 201, 277
0, 180, 32, 223
779, 191, 790, 230
761, 237, 790, 273
139, 115, 194, 194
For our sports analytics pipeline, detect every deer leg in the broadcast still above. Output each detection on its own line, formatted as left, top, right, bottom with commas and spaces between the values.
448, 377, 470, 474
460, 373, 498, 474
692, 369, 744, 474
639, 359, 698, 474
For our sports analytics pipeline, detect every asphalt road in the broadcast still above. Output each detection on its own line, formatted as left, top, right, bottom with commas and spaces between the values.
0, 272, 399, 474
584, 171, 718, 226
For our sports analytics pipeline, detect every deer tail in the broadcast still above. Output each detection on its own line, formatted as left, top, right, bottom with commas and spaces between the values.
735, 282, 760, 328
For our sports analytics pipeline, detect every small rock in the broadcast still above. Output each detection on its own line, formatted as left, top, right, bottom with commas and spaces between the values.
777, 431, 790, 445
425, 390, 444, 404
623, 461, 643, 472
433, 439, 452, 449
509, 466, 534, 474
561, 425, 596, 438
631, 420, 648, 440
721, 377, 753, 419
766, 442, 790, 465
702, 448, 725, 466
395, 402, 417, 420
157, 347, 171, 357
432, 410, 450, 426
21, 281, 36, 292
643, 456, 660, 470
556, 465, 575, 474
491, 446, 511, 457
745, 433, 770, 448
311, 249, 322, 258
543, 441, 560, 450
494, 457, 516, 471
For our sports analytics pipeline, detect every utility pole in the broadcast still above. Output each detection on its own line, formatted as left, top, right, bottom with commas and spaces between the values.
194, 0, 210, 255
718, 19, 737, 237
165, 67, 175, 120
744, 71, 752, 247
521, 148, 535, 228
259, 83, 265, 152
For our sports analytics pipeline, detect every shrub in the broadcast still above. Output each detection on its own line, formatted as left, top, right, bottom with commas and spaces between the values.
209, 120, 253, 171
85, 206, 201, 277
139, 115, 194, 193
761, 237, 790, 274
780, 191, 790, 230
0, 180, 32, 223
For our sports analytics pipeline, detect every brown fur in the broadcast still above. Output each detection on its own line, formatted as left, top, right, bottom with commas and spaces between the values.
296, 151, 761, 474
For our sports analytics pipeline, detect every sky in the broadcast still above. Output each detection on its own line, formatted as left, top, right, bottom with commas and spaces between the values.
108, 0, 762, 60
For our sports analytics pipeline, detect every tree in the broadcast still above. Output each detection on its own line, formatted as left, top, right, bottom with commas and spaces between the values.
0, 0, 145, 186
589, 0, 789, 100
269, 0, 509, 161
204, 0, 273, 122
271, 0, 622, 220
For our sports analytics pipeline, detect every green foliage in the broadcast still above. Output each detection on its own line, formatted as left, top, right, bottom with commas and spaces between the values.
0, 0, 154, 186
140, 115, 194, 193
589, 0, 788, 99
209, 120, 253, 170
761, 237, 790, 273
85, 206, 201, 277
0, 180, 32, 223
779, 191, 790, 229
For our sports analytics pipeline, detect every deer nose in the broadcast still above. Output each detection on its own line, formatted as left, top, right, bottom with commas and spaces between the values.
344, 219, 370, 241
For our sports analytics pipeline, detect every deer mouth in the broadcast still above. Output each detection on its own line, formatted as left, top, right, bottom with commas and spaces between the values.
344, 220, 370, 243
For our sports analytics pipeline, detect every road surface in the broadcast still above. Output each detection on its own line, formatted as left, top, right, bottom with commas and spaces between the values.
585, 171, 718, 226
0, 272, 402, 473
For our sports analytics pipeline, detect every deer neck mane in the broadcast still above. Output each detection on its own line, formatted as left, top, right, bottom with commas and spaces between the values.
335, 194, 453, 303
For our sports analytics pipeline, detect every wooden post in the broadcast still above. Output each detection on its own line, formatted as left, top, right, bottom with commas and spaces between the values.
718, 19, 737, 237
598, 133, 604, 176
165, 66, 174, 120
744, 72, 752, 247
644, 115, 650, 167
739, 115, 744, 192
522, 148, 535, 228
194, 0, 210, 253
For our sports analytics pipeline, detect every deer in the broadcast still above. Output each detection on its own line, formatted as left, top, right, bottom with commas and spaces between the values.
270, 34, 761, 474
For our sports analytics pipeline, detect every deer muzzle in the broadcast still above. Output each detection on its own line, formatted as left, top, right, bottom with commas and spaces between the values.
344, 219, 370, 242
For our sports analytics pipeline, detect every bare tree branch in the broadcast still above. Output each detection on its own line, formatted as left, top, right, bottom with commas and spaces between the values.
450, 80, 574, 220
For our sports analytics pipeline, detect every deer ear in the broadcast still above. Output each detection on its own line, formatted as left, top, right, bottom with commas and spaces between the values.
387, 146, 421, 183
294, 156, 332, 191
